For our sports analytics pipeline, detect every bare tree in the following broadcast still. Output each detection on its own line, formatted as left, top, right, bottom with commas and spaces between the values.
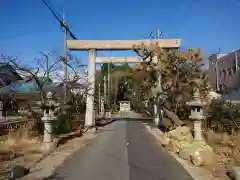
0, 52, 90, 134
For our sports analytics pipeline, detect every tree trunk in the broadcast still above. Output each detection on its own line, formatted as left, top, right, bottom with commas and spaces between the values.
162, 106, 183, 126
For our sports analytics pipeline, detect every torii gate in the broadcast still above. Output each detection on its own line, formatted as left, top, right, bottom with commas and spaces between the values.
67, 39, 181, 126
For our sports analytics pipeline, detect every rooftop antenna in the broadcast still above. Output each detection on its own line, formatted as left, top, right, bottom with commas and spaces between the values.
156, 27, 162, 39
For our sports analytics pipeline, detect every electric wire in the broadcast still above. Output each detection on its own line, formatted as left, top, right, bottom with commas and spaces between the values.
177, 0, 199, 31
40, 0, 78, 40
162, 0, 185, 35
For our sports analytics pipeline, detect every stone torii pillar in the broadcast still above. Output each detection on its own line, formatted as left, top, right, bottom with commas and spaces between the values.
85, 49, 96, 127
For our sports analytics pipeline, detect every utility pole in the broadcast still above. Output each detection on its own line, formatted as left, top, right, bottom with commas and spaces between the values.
235, 51, 239, 71
98, 83, 101, 114
156, 27, 161, 39
104, 75, 107, 101
108, 64, 110, 104
156, 27, 162, 90
215, 48, 220, 91
40, 0, 78, 103
153, 27, 163, 126
46, 55, 49, 80
63, 18, 68, 103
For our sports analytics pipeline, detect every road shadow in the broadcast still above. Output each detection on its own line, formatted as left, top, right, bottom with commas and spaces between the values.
42, 176, 63, 180
95, 119, 116, 127
42, 173, 66, 180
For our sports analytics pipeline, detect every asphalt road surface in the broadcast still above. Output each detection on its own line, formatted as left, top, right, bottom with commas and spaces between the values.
49, 121, 193, 180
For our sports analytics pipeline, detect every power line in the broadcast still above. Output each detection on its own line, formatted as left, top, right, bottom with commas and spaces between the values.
40, 0, 64, 27
162, 0, 185, 35
0, 0, 62, 41
40, 0, 77, 40
148, 1, 195, 38
45, 0, 63, 22
177, 0, 199, 31
0, 28, 50, 40
40, 0, 78, 103
161, 0, 198, 36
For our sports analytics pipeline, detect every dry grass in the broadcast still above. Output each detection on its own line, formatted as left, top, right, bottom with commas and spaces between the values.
0, 122, 43, 162
0, 119, 85, 179
0, 122, 46, 179
203, 129, 240, 179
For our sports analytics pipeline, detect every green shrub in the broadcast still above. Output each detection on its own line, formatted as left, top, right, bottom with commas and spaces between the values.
110, 104, 119, 113
205, 99, 240, 133
53, 114, 73, 135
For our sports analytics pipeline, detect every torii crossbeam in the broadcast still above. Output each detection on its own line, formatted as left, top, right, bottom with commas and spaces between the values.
67, 39, 181, 127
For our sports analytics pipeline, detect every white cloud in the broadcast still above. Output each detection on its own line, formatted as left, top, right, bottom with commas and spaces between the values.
16, 68, 88, 84
37, 70, 88, 83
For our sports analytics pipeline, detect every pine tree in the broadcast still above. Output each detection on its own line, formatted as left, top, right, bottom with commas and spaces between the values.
133, 43, 207, 125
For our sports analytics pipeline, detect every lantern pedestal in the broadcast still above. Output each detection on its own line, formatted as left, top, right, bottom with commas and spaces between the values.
42, 115, 56, 144
41, 92, 58, 151
193, 120, 203, 141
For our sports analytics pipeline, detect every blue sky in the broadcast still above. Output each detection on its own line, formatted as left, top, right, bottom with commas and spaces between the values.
0, 0, 240, 69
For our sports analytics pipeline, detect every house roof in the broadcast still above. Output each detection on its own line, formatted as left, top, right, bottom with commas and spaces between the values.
0, 63, 23, 80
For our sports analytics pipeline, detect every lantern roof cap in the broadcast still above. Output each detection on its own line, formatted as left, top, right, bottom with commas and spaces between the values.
187, 99, 206, 107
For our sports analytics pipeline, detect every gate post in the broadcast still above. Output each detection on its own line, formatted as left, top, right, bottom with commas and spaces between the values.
85, 49, 96, 127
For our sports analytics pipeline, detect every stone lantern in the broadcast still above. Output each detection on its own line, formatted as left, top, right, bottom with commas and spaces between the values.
41, 92, 58, 150
186, 88, 206, 140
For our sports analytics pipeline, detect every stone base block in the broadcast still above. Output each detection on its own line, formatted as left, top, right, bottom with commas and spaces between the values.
41, 142, 56, 152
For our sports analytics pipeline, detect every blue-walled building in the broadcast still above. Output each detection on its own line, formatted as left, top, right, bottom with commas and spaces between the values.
0, 63, 23, 87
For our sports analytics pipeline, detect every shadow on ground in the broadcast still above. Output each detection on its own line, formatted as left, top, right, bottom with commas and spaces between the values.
42, 174, 65, 180
95, 119, 116, 127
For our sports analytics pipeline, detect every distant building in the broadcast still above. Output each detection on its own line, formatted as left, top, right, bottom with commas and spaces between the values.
209, 49, 240, 91
209, 49, 240, 101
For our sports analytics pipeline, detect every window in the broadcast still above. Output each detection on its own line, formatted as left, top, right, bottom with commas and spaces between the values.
223, 69, 227, 80
233, 59, 236, 65
233, 66, 237, 74
228, 68, 232, 77
238, 57, 240, 67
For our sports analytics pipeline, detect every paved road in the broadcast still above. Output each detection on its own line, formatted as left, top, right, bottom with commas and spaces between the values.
48, 121, 193, 180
